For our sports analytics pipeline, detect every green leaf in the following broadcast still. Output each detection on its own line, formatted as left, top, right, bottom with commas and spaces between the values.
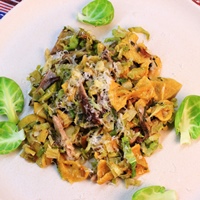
132, 185, 177, 200
129, 27, 150, 40
0, 77, 24, 124
77, 0, 114, 26
175, 95, 200, 144
122, 136, 136, 177
0, 121, 25, 154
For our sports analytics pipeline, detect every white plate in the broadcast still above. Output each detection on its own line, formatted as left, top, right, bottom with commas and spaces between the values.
0, 0, 200, 199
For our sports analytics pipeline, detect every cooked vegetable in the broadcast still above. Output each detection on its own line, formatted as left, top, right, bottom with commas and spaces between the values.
0, 77, 24, 124
20, 26, 181, 185
77, 0, 114, 26
132, 185, 177, 200
128, 27, 150, 40
18, 114, 45, 130
175, 95, 200, 144
122, 136, 137, 177
0, 121, 25, 154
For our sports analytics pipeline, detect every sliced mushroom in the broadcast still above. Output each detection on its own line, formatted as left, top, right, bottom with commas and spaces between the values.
38, 70, 60, 91
79, 82, 101, 125
52, 115, 75, 160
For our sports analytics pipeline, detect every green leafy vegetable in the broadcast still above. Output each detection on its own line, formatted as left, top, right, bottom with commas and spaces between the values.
0, 77, 24, 124
104, 26, 128, 43
132, 185, 177, 200
77, 0, 114, 26
0, 121, 25, 154
129, 26, 150, 40
122, 136, 136, 177
175, 95, 200, 144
